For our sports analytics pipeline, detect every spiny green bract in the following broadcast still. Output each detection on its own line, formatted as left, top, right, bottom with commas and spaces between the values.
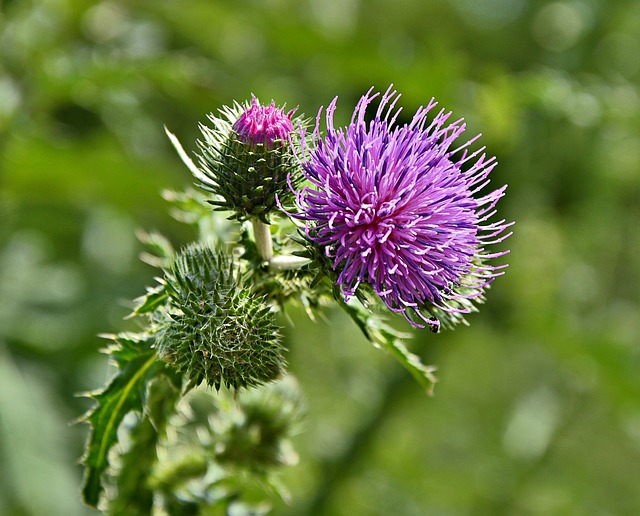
156, 243, 285, 391
195, 100, 306, 222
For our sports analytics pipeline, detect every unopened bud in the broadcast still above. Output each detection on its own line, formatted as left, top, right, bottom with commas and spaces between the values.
195, 97, 306, 222
156, 243, 286, 391
232, 96, 295, 149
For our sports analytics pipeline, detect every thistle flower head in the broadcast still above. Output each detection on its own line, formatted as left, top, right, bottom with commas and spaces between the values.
156, 243, 285, 390
195, 97, 305, 222
233, 96, 296, 148
291, 86, 512, 329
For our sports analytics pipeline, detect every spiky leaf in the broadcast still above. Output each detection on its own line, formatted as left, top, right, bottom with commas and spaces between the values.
340, 299, 438, 395
109, 376, 179, 515
130, 284, 169, 317
79, 335, 164, 507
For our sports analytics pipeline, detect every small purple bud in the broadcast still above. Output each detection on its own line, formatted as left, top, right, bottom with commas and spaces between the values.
232, 96, 295, 148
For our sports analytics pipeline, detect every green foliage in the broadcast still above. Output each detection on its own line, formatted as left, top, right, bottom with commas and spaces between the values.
341, 299, 438, 395
240, 226, 332, 318
109, 378, 177, 516
131, 284, 170, 317
215, 378, 305, 473
79, 333, 166, 507
148, 378, 304, 514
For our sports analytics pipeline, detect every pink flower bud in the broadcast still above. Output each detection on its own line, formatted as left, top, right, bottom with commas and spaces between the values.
232, 96, 295, 148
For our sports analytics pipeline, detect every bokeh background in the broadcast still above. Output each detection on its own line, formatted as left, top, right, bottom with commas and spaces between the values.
1, 0, 639, 514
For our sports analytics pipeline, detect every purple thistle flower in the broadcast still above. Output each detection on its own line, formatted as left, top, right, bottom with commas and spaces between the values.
233, 96, 296, 148
291, 86, 513, 329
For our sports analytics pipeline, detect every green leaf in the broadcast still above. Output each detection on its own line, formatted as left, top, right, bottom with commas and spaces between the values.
340, 299, 438, 395
79, 341, 164, 508
108, 413, 157, 515
109, 377, 179, 515
98, 332, 154, 364
136, 230, 175, 269
129, 284, 169, 317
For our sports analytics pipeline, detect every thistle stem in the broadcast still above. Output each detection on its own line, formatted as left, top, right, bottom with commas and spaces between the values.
251, 219, 274, 262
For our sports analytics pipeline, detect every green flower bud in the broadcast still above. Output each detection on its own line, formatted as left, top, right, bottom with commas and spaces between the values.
212, 376, 304, 471
195, 97, 306, 222
149, 377, 304, 506
156, 243, 285, 391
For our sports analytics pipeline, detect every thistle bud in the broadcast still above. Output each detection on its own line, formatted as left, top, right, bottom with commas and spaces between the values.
213, 376, 304, 470
195, 97, 305, 222
156, 243, 286, 391
150, 377, 304, 502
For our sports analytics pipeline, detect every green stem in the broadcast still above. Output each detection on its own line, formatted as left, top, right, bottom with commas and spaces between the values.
251, 219, 273, 262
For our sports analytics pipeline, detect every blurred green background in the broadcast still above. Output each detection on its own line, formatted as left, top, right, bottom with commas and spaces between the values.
1, 0, 639, 514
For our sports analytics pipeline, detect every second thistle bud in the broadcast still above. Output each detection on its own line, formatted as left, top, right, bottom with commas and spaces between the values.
155, 243, 286, 391
195, 96, 304, 222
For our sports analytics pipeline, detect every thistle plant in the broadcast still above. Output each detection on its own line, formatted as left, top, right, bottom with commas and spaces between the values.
79, 89, 512, 513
